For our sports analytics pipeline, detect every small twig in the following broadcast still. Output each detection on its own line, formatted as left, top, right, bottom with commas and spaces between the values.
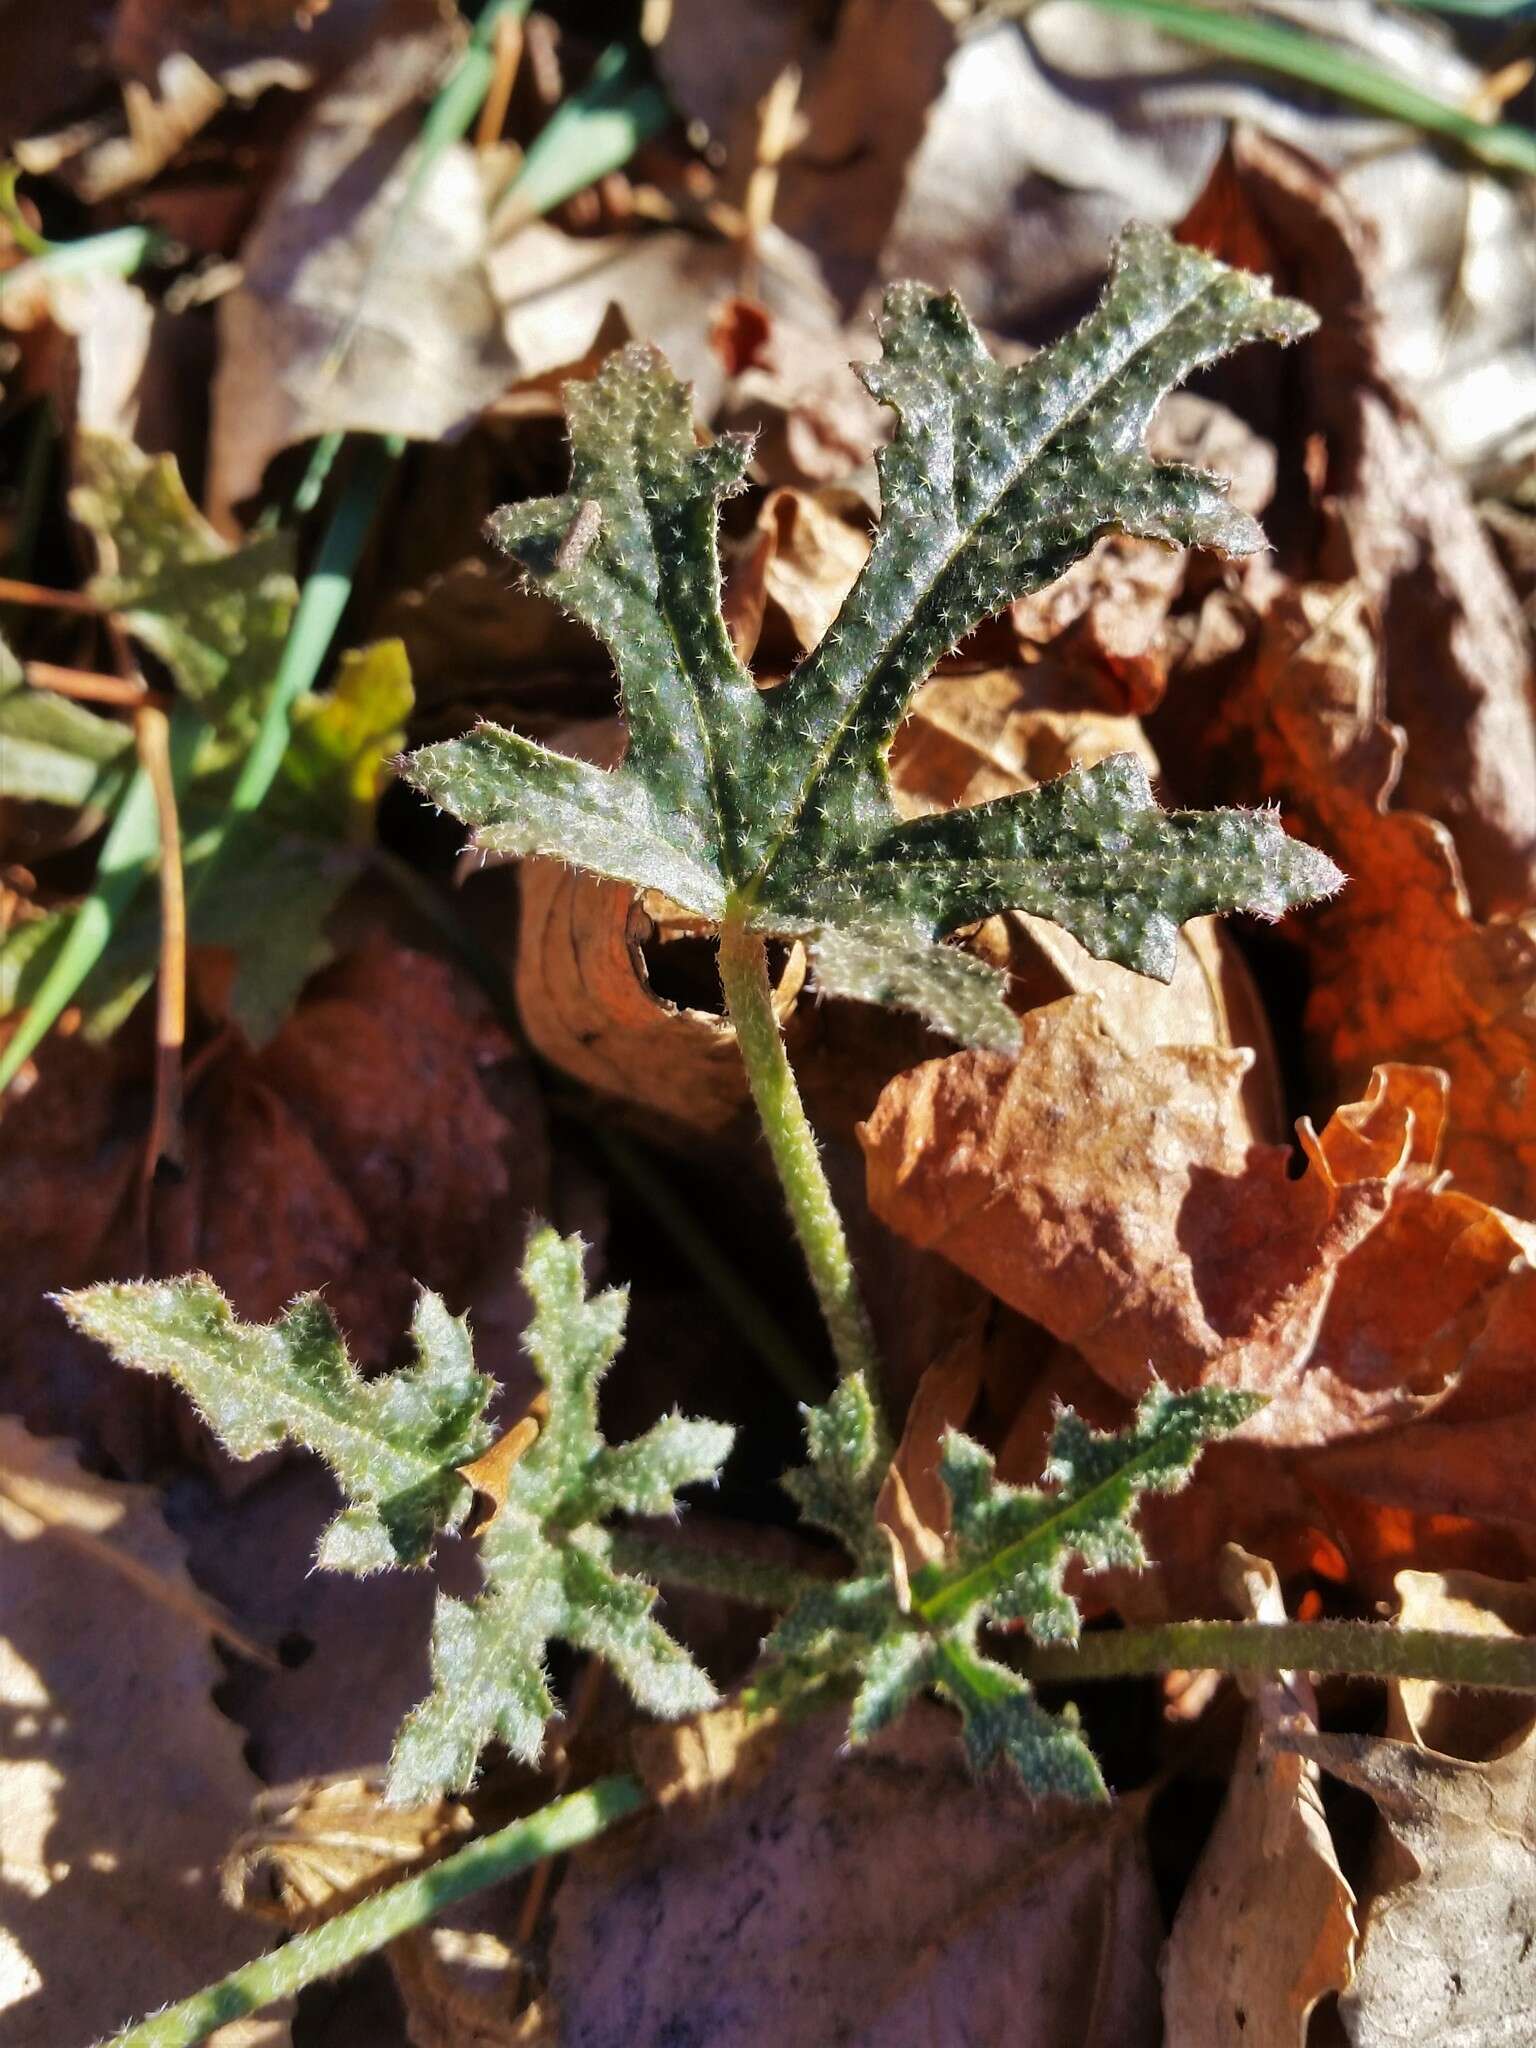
24, 660, 153, 708
135, 704, 188, 1200
742, 62, 803, 295
0, 1472, 275, 1667
0, 575, 99, 614
476, 7, 525, 151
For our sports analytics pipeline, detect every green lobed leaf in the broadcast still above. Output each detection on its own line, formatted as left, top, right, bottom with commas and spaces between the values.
913, 1384, 1264, 1631
71, 433, 298, 735
763, 1375, 1258, 1798
64, 1226, 734, 1803
388, 1227, 733, 1800
807, 925, 1018, 1053
780, 1370, 891, 1573
59, 1277, 496, 1572
403, 224, 1341, 1043
0, 632, 133, 810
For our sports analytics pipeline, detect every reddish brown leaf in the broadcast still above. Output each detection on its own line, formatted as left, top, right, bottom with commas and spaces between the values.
863, 1000, 1536, 1530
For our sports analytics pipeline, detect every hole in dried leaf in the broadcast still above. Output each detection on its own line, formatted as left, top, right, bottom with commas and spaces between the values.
639, 933, 794, 1018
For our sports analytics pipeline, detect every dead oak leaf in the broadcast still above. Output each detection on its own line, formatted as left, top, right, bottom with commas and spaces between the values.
1237, 580, 1536, 1222
862, 998, 1536, 1490
1180, 128, 1536, 920
2, 942, 529, 1461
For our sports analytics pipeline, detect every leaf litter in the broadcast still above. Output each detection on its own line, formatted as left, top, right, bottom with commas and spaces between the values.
2, 7, 1536, 2044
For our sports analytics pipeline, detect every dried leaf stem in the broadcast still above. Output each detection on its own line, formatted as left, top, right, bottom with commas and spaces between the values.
716, 917, 883, 1396
94, 1777, 645, 2048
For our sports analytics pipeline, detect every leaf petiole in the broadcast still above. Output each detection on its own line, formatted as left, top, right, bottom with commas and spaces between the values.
716, 917, 884, 1399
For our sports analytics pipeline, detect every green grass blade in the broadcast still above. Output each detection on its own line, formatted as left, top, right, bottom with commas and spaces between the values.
1070, 0, 1536, 176
0, 164, 166, 291
492, 41, 670, 225
0, 709, 201, 1092
1394, 1, 1536, 17
222, 436, 401, 826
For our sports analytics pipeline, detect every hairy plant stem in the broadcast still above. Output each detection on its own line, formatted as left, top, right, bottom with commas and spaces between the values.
610, 1527, 830, 1610
716, 916, 883, 1397
1018, 1620, 1536, 1692
95, 1777, 645, 2048
612, 1520, 1536, 1702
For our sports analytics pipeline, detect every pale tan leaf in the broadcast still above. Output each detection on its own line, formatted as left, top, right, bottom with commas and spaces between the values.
1162, 1548, 1357, 2048
0, 1421, 289, 2047
1289, 1576, 1536, 2048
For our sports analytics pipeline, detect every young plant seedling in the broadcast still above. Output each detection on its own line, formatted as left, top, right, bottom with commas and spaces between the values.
404, 224, 1342, 1386
77, 229, 1536, 2048
68, 219, 1351, 1806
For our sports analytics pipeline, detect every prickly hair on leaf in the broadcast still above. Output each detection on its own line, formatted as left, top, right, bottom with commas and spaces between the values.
387, 1228, 734, 1801
59, 1275, 496, 1572
759, 1375, 1261, 1799
63, 1228, 735, 1804
405, 225, 1339, 1048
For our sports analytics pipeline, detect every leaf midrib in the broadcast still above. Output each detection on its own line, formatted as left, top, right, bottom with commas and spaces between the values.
633, 462, 750, 890
911, 1424, 1191, 1627
192, 1323, 456, 1496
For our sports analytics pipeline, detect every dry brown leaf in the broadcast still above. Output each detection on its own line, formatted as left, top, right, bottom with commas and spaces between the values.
724, 486, 871, 668
1161, 1547, 1357, 2047
713, 298, 886, 493
1184, 572, 1536, 1221
875, 1320, 984, 1576
863, 1002, 1536, 1497
657, 0, 955, 311
0, 1416, 269, 1662
207, 12, 516, 526
517, 861, 805, 1141
1289, 1575, 1536, 2047
535, 1699, 1161, 2047
0, 1421, 289, 2047
491, 218, 842, 435
390, 1919, 537, 2048
379, 559, 612, 722
162, 941, 525, 1365
223, 1771, 472, 1929
1179, 128, 1536, 920
170, 1460, 440, 1787
0, 941, 532, 1463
